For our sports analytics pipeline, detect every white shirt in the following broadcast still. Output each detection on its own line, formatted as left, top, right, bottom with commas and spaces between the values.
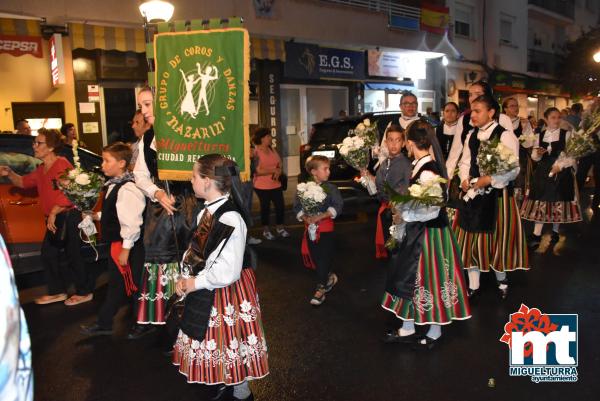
193, 196, 248, 291
458, 121, 520, 188
133, 134, 161, 200
99, 181, 146, 249
446, 112, 514, 178
399, 115, 420, 130
443, 121, 458, 136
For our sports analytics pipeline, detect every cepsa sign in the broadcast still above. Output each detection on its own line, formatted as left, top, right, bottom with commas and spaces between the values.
0, 35, 43, 58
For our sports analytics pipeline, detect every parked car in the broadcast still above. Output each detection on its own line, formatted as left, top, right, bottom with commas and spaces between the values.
299, 112, 402, 204
0, 134, 105, 275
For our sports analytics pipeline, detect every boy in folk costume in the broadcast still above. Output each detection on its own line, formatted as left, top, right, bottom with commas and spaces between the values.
361, 125, 412, 259
382, 120, 471, 348
520, 107, 582, 249
81, 143, 146, 336
454, 95, 530, 301
173, 155, 268, 401
293, 156, 343, 306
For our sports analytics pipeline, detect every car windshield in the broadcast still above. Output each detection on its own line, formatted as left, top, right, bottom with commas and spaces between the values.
0, 152, 42, 184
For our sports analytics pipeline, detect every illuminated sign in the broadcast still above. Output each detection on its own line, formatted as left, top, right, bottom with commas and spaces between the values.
0, 34, 43, 58
49, 33, 65, 86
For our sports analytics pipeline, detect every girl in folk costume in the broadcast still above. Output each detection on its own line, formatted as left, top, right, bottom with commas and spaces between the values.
293, 156, 343, 306
361, 125, 412, 259
382, 120, 471, 348
502, 97, 536, 200
436, 102, 460, 161
520, 107, 582, 249
173, 155, 268, 401
454, 95, 529, 301
131, 87, 199, 340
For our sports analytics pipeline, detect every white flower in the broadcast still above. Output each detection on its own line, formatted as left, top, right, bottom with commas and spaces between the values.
363, 118, 371, 127
247, 334, 258, 346
191, 340, 200, 350
240, 300, 252, 313
427, 184, 443, 198
408, 184, 424, 197
206, 339, 217, 351
486, 154, 492, 161
356, 123, 366, 131
74, 173, 90, 185
230, 338, 239, 350
389, 225, 396, 236
224, 303, 235, 316
68, 169, 78, 178
419, 171, 438, 185
297, 183, 307, 192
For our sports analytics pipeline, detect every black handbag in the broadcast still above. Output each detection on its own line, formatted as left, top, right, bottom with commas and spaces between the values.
279, 173, 288, 191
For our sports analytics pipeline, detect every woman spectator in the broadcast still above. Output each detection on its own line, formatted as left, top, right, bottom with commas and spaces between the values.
252, 128, 289, 240
0, 128, 94, 305
61, 123, 86, 148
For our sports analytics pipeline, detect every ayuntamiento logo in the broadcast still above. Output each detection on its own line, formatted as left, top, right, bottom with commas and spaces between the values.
500, 304, 578, 383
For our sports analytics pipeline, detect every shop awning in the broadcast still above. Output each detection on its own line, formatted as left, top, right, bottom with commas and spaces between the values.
0, 18, 41, 36
250, 37, 285, 61
365, 82, 415, 91
69, 23, 145, 53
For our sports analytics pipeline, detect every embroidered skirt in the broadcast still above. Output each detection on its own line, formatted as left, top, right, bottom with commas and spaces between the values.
136, 262, 180, 324
172, 268, 269, 385
381, 227, 471, 325
454, 189, 529, 272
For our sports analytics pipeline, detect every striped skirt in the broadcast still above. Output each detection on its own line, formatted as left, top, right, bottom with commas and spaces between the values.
381, 227, 471, 325
520, 199, 582, 223
173, 269, 269, 385
454, 190, 529, 272
136, 262, 179, 325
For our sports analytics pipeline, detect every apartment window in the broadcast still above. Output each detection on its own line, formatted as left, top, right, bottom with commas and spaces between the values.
455, 3, 473, 39
500, 14, 515, 45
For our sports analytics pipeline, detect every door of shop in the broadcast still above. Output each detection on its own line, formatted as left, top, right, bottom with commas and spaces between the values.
280, 84, 348, 176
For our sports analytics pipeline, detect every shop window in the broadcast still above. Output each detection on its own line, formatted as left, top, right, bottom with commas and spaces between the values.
455, 3, 474, 39
11, 102, 65, 136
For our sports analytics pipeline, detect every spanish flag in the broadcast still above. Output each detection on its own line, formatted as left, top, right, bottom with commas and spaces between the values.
420, 4, 450, 35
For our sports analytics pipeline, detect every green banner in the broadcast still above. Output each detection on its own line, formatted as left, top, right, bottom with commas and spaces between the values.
153, 28, 250, 181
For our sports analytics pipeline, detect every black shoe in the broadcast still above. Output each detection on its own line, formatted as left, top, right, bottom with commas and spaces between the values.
550, 231, 560, 244
528, 234, 542, 249
467, 288, 481, 300
383, 330, 416, 344
127, 324, 157, 340
211, 385, 233, 401
80, 323, 113, 337
412, 335, 440, 350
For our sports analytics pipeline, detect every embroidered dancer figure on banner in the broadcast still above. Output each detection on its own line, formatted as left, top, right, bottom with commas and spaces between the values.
195, 63, 219, 116
179, 69, 201, 119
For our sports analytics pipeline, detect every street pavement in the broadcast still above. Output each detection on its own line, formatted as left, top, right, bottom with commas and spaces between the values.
18, 198, 600, 401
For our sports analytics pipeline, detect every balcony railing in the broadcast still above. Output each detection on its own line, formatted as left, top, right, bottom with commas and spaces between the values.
320, 0, 421, 30
528, 0, 574, 20
527, 49, 564, 76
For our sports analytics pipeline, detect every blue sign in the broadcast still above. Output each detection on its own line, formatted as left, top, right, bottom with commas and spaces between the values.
284, 42, 365, 80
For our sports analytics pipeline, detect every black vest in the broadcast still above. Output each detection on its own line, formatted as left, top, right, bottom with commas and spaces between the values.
540, 129, 567, 160
100, 179, 135, 243
142, 128, 158, 179
513, 120, 523, 138
436, 124, 454, 160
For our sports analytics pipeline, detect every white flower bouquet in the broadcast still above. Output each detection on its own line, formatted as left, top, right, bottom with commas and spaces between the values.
476, 137, 519, 177
57, 141, 104, 255
296, 181, 327, 241
518, 131, 538, 148
550, 112, 600, 177
352, 118, 379, 147
338, 135, 369, 170
384, 171, 447, 249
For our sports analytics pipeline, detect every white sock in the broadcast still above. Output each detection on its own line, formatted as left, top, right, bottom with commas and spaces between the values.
399, 320, 415, 336
495, 271, 508, 289
552, 223, 560, 233
233, 382, 251, 400
533, 223, 543, 236
426, 324, 442, 340
468, 269, 481, 291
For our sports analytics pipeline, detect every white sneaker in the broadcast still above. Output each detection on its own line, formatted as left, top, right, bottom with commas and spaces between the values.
263, 230, 275, 240
276, 228, 290, 238
248, 236, 262, 245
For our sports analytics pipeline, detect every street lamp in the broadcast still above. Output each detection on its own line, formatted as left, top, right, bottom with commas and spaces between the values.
139, 0, 175, 23
593, 50, 600, 63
